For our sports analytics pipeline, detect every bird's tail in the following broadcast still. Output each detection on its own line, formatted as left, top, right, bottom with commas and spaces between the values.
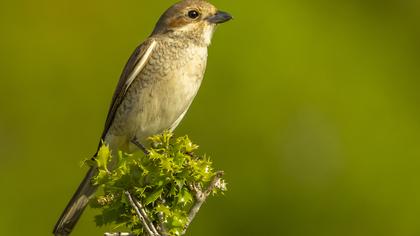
53, 167, 98, 236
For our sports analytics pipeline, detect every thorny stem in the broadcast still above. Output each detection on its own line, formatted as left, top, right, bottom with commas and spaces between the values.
182, 171, 224, 235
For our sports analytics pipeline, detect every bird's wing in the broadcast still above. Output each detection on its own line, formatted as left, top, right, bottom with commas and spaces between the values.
98, 39, 157, 147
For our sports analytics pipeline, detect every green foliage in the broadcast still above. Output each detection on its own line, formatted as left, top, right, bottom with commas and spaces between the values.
88, 131, 226, 236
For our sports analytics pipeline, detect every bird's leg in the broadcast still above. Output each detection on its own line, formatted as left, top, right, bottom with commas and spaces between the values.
131, 138, 149, 155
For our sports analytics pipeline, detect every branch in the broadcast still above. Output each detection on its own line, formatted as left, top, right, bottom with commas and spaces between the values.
182, 171, 224, 235
124, 191, 160, 236
132, 195, 161, 236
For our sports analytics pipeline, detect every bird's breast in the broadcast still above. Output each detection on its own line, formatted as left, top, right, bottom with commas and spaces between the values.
107, 41, 208, 149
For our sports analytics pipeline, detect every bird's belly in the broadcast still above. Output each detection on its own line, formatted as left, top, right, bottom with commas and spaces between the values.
106, 46, 207, 151
131, 71, 203, 142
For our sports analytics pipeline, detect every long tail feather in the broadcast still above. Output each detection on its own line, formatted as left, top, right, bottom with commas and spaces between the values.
53, 167, 98, 236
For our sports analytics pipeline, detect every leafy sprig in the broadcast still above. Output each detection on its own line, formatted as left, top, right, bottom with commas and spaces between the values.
88, 131, 226, 236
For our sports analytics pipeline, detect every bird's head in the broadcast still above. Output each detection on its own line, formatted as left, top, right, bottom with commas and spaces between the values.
152, 0, 232, 46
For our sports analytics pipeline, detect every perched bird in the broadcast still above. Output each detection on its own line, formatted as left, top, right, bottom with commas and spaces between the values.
53, 0, 231, 235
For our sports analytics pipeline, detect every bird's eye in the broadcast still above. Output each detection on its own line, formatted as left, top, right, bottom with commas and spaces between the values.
187, 10, 200, 19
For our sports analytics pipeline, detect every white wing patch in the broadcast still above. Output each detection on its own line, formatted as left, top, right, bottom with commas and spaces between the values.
124, 40, 157, 93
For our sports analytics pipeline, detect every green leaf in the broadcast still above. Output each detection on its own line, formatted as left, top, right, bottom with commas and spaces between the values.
144, 188, 163, 206
96, 144, 111, 172
177, 188, 193, 206
155, 204, 171, 216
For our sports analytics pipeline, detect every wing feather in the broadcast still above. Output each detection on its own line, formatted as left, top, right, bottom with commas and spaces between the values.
97, 39, 157, 149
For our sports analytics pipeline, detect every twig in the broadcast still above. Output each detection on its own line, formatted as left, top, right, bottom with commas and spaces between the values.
124, 191, 159, 236
182, 171, 224, 235
132, 195, 161, 236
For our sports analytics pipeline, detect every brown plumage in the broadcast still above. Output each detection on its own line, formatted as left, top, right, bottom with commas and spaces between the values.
53, 0, 231, 235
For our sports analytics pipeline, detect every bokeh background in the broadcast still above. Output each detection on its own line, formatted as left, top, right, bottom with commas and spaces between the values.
1, 0, 420, 235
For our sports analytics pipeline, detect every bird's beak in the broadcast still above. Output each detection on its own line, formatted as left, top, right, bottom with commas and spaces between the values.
207, 11, 232, 24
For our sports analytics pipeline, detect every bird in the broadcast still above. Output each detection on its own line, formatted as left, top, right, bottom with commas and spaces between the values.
53, 0, 231, 235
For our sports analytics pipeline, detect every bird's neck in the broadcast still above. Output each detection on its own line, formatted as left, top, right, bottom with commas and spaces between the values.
164, 25, 215, 47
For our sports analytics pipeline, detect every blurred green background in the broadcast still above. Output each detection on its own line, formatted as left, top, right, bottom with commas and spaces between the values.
1, 0, 420, 235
